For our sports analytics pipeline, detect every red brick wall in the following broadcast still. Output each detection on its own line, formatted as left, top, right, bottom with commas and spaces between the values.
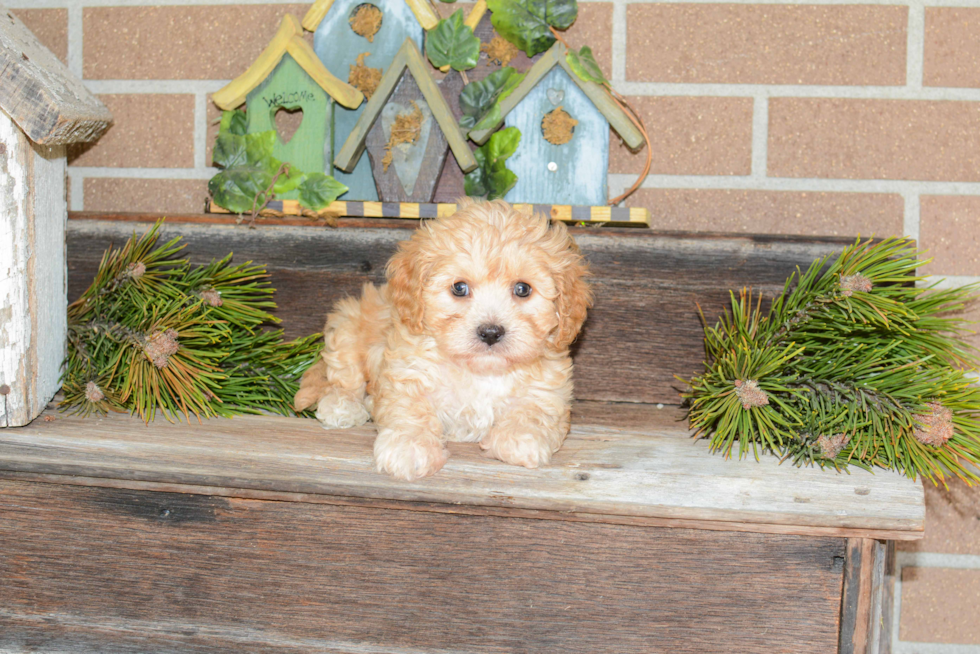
8, 1, 980, 648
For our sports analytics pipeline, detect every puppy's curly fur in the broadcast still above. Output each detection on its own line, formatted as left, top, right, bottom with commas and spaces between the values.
294, 200, 592, 480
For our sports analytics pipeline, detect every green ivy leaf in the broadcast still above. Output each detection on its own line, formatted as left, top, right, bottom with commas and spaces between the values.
459, 68, 520, 129
212, 133, 248, 169
488, 165, 517, 200
566, 45, 607, 85
426, 10, 481, 71
488, 126, 521, 161
487, 0, 578, 56
297, 173, 348, 210
208, 166, 273, 214
464, 127, 520, 200
273, 165, 307, 195
244, 131, 277, 166
471, 103, 503, 133
463, 148, 489, 197
219, 109, 247, 136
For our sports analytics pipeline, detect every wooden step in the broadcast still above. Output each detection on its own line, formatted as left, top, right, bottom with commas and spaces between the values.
0, 402, 924, 541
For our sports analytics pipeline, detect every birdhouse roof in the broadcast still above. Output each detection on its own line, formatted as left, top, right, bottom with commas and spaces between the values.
303, 0, 441, 33
334, 38, 477, 175
0, 10, 111, 145
468, 42, 644, 150
212, 14, 364, 111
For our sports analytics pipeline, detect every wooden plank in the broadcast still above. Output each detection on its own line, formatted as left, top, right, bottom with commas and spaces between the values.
0, 9, 111, 144
66, 215, 853, 404
0, 113, 67, 427
0, 478, 846, 653
0, 407, 924, 538
840, 538, 892, 654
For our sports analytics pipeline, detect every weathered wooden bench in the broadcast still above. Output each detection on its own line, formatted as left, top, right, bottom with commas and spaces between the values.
0, 214, 924, 653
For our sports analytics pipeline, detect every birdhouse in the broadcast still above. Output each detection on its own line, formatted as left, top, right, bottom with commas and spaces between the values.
334, 39, 477, 202
302, 0, 440, 201
468, 42, 644, 207
211, 14, 363, 188
0, 12, 112, 427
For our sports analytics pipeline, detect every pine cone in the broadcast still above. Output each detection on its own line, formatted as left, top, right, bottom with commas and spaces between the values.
913, 402, 954, 447
144, 329, 180, 369
734, 379, 769, 409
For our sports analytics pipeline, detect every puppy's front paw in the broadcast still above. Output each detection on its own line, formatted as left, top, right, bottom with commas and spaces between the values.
480, 428, 555, 469
315, 392, 371, 429
374, 429, 449, 481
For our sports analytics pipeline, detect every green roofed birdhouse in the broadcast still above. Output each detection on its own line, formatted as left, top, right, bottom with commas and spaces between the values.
0, 11, 111, 426
335, 39, 477, 202
468, 42, 643, 207
304, 0, 439, 201
212, 14, 363, 185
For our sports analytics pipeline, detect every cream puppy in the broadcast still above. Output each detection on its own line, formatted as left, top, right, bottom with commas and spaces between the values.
294, 200, 592, 480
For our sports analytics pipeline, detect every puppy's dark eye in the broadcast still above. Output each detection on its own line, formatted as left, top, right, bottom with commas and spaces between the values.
451, 281, 469, 297
514, 282, 532, 298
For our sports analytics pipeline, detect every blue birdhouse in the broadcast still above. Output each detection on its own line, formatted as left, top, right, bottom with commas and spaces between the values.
468, 42, 644, 207
302, 0, 440, 201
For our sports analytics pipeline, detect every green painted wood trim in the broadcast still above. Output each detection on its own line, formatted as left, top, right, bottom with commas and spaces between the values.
334, 38, 477, 174
468, 43, 644, 150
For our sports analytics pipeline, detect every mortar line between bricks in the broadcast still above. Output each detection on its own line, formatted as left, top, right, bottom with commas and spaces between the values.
906, 2, 925, 90
69, 167, 217, 179
607, 173, 980, 197
921, 275, 980, 289
86, 79, 980, 101
903, 192, 920, 242
611, 0, 627, 84
66, 5, 82, 79
68, 169, 85, 211
613, 82, 980, 101
194, 93, 208, 170
897, 552, 980, 569
83, 80, 231, 94
895, 644, 980, 654
751, 96, 768, 179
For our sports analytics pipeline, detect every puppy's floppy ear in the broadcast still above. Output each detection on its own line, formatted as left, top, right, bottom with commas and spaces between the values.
548, 221, 593, 351
386, 234, 427, 333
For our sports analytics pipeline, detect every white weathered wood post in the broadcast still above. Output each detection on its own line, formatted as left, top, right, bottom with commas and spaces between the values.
0, 10, 111, 427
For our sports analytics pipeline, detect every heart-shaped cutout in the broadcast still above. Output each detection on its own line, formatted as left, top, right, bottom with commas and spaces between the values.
274, 106, 304, 144
546, 88, 564, 106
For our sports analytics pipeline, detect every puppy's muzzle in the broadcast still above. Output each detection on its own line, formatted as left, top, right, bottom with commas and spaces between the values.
477, 323, 506, 345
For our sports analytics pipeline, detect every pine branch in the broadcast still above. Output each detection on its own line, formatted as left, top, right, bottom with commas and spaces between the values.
683, 237, 980, 485
61, 221, 322, 422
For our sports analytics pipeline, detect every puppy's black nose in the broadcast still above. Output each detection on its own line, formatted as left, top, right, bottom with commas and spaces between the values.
477, 323, 505, 345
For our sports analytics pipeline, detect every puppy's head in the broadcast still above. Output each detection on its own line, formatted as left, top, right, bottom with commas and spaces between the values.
386, 200, 592, 374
